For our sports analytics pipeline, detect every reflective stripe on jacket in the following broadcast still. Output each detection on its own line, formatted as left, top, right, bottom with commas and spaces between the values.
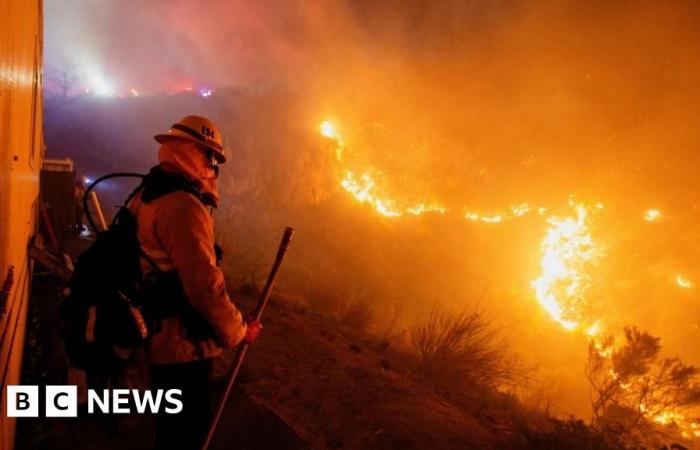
130, 189, 246, 364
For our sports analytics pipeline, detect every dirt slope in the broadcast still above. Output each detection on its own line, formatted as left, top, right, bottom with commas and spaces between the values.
225, 294, 505, 450
18, 268, 512, 450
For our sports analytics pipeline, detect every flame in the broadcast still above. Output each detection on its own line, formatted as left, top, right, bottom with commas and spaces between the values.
319, 120, 613, 334
531, 202, 596, 330
644, 208, 662, 222
321, 117, 700, 443
464, 203, 537, 223
593, 337, 614, 359
320, 120, 346, 159
340, 170, 402, 217
465, 212, 502, 223
586, 320, 602, 337
407, 203, 448, 215
652, 413, 700, 438
655, 411, 685, 425
677, 274, 693, 289
320, 119, 601, 331
590, 333, 700, 438
321, 119, 535, 222
320, 120, 339, 139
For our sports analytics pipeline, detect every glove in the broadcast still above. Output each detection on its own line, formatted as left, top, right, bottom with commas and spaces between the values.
243, 317, 263, 343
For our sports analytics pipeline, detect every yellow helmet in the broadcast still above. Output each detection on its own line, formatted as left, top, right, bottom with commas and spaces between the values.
154, 115, 227, 163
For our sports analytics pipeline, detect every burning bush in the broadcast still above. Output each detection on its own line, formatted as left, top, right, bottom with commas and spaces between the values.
586, 327, 700, 448
409, 306, 527, 390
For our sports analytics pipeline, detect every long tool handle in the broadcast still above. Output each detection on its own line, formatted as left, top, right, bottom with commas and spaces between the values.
200, 227, 295, 450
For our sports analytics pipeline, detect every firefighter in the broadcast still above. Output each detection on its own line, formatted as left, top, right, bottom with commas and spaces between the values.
129, 115, 262, 450
73, 176, 87, 233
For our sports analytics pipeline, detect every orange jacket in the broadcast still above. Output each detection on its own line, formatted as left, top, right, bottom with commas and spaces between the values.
130, 186, 246, 364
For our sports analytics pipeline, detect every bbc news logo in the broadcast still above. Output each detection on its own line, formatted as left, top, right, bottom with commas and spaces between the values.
5, 385, 183, 417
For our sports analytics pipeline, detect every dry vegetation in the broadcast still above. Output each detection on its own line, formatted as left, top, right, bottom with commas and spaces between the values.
231, 285, 636, 450
277, 279, 636, 448
586, 327, 700, 449
303, 278, 376, 333
409, 305, 529, 390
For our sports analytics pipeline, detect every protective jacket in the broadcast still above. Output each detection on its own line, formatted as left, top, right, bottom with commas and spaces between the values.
129, 164, 246, 364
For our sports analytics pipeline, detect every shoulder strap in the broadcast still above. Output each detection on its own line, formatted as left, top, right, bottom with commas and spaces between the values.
83, 173, 145, 234
139, 165, 208, 206
81, 172, 167, 275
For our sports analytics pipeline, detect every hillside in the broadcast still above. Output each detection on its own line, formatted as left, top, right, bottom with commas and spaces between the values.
18, 271, 536, 450
18, 244, 625, 450
229, 293, 502, 450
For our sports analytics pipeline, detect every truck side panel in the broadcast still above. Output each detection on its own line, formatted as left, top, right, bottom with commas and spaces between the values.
0, 1, 44, 449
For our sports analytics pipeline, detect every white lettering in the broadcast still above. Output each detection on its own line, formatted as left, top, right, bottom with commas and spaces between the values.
6, 386, 39, 417
6, 386, 184, 416
88, 389, 110, 413
45, 385, 77, 417
132, 389, 163, 413
164, 389, 183, 414
112, 389, 130, 413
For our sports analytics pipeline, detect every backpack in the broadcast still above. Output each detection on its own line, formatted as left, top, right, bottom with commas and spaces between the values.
60, 168, 212, 374
60, 172, 149, 373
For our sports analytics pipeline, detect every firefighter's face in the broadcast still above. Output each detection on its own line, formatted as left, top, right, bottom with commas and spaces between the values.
204, 148, 220, 178
175, 141, 219, 180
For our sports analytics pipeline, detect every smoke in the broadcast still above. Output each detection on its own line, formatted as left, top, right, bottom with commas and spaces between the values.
45, 0, 700, 418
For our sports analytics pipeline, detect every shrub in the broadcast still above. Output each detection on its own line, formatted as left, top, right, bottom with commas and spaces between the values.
586, 326, 700, 448
337, 294, 374, 332
523, 418, 626, 450
303, 279, 375, 332
409, 305, 527, 390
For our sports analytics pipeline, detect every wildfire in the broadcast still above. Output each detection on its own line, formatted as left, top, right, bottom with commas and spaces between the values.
644, 208, 662, 222
340, 170, 402, 217
677, 274, 693, 289
407, 204, 448, 215
655, 411, 685, 425
320, 119, 535, 222
320, 120, 345, 159
590, 334, 700, 439
320, 118, 692, 338
320, 119, 603, 331
340, 169, 447, 217
586, 320, 602, 337
464, 203, 539, 223
319, 117, 700, 441
320, 120, 337, 138
652, 412, 700, 439
531, 202, 597, 331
